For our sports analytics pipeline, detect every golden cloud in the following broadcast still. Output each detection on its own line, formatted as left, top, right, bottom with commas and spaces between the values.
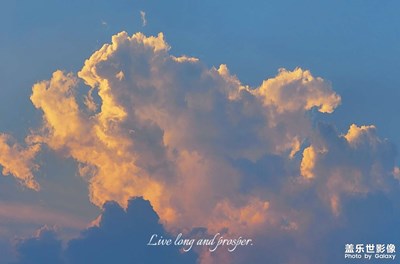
0, 32, 396, 241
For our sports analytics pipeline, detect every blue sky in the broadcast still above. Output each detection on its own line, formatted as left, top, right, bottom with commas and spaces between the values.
1, 1, 400, 263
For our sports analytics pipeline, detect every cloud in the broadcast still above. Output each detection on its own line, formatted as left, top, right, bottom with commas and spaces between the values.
300, 123, 397, 215
0, 134, 40, 190
140, 10, 147, 27
255, 68, 340, 114
100, 21, 110, 31
11, 226, 63, 264
72, 31, 341, 232
11, 197, 197, 264
11, 195, 400, 264
0, 201, 88, 231
1, 31, 399, 263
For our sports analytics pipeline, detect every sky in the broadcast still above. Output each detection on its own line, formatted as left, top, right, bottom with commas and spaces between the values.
0, 0, 400, 263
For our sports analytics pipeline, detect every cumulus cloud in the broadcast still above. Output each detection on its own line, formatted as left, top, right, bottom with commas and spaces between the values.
1, 31, 399, 263
300, 123, 397, 215
28, 31, 337, 232
255, 68, 340, 114
11, 198, 197, 264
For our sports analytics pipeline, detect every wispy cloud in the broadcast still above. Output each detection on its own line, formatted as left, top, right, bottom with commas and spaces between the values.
140, 10, 147, 27
0, 201, 87, 230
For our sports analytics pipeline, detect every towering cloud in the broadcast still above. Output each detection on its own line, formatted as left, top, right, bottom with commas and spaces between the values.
21, 31, 343, 231
1, 32, 399, 263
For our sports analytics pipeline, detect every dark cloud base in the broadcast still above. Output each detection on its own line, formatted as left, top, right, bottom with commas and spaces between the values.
10, 194, 400, 264
11, 197, 198, 264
